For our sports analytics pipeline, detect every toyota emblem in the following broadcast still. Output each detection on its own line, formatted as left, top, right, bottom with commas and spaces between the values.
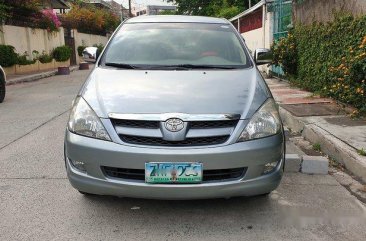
165, 118, 184, 132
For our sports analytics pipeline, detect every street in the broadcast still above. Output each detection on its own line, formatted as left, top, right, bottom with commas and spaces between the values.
0, 69, 365, 241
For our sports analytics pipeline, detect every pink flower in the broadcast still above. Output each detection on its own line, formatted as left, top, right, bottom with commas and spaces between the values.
41, 9, 61, 28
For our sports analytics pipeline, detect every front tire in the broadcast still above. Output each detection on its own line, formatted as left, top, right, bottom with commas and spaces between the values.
0, 79, 5, 103
78, 190, 96, 196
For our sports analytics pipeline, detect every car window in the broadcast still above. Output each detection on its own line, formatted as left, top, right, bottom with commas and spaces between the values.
101, 22, 251, 69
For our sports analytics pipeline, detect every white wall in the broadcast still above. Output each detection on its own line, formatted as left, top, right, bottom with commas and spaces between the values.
0, 25, 109, 65
0, 25, 65, 58
242, 28, 263, 52
240, 7, 272, 73
74, 31, 109, 49
74, 30, 109, 64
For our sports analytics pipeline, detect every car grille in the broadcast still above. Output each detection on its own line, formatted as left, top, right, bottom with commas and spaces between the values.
119, 135, 230, 147
102, 166, 247, 182
111, 117, 239, 147
189, 120, 239, 129
111, 119, 160, 129
112, 119, 239, 130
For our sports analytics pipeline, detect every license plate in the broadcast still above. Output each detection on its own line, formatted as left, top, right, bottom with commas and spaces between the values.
145, 162, 202, 184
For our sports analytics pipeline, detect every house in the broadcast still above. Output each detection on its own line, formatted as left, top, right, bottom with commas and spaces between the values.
230, 0, 273, 55
230, 0, 292, 75
136, 5, 177, 16
105, 0, 131, 20
82, 0, 112, 10
41, 0, 70, 14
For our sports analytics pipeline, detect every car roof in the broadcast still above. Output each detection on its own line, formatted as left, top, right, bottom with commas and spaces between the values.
125, 15, 230, 24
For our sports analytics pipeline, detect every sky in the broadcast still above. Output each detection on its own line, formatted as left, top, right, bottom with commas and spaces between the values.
114, 0, 173, 13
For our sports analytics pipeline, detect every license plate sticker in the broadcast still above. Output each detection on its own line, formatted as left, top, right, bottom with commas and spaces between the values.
145, 162, 202, 184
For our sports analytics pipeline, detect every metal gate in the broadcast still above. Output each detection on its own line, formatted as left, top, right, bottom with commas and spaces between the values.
270, 0, 292, 76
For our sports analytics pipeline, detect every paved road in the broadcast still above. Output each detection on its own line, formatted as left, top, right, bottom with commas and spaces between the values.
0, 70, 365, 240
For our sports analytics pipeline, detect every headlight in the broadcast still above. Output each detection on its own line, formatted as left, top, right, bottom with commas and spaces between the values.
68, 97, 111, 141
237, 99, 281, 142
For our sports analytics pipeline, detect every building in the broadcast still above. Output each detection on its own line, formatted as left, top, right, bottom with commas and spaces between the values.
41, 0, 70, 14
82, 0, 112, 10
104, 1, 131, 20
136, 5, 177, 16
230, 0, 273, 55
230, 0, 292, 75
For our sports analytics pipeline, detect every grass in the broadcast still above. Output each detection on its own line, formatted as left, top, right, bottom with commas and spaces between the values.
312, 143, 321, 152
357, 148, 366, 156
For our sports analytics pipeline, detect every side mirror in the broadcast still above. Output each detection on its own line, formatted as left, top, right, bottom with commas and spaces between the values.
254, 48, 272, 65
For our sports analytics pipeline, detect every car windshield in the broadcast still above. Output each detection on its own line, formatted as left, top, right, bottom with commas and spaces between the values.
101, 22, 251, 69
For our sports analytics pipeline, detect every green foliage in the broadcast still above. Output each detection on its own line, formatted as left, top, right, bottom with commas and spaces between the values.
93, 43, 104, 58
0, 45, 18, 67
0, 2, 10, 22
167, 0, 260, 19
17, 52, 36, 65
38, 51, 53, 63
312, 143, 321, 152
2, 1, 61, 32
271, 13, 366, 112
5, 0, 41, 21
271, 33, 297, 76
159, 10, 176, 15
77, 46, 86, 57
216, 6, 241, 19
358, 148, 366, 156
61, 4, 120, 35
53, 46, 72, 62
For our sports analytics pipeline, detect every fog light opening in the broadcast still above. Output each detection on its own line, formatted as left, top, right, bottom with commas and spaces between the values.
69, 158, 86, 172
263, 161, 278, 175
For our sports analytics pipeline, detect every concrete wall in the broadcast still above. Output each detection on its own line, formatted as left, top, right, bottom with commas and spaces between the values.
74, 30, 109, 64
0, 25, 109, 65
293, 0, 366, 25
74, 31, 109, 49
0, 25, 65, 57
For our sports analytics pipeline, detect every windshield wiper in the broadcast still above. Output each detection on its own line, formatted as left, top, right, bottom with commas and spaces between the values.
104, 62, 138, 69
145, 64, 238, 70
175, 64, 237, 69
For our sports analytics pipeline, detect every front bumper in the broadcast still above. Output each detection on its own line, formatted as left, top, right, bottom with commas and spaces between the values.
65, 130, 284, 199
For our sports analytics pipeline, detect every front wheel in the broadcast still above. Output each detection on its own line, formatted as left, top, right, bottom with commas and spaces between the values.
78, 190, 96, 196
0, 79, 5, 103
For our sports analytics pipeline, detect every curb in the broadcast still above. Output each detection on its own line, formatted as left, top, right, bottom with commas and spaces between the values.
280, 106, 366, 182
6, 66, 79, 86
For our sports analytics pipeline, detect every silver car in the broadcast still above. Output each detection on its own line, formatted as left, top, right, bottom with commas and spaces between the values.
65, 16, 285, 199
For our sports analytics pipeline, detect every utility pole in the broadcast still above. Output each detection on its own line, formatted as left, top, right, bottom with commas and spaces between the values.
129, 0, 132, 17
249, 0, 252, 8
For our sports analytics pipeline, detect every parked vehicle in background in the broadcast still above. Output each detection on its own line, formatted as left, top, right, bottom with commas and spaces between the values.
64, 15, 284, 200
0, 66, 6, 103
82, 47, 98, 62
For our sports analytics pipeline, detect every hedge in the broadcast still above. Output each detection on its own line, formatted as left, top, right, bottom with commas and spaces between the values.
0, 45, 18, 67
77, 46, 86, 57
272, 13, 366, 113
53, 45, 72, 62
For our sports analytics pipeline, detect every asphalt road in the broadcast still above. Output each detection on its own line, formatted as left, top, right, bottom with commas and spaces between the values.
0, 69, 365, 241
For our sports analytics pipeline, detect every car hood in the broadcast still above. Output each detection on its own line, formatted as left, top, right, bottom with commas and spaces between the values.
81, 67, 270, 119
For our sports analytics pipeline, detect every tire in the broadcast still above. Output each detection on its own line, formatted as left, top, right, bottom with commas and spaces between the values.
78, 190, 96, 196
0, 79, 5, 103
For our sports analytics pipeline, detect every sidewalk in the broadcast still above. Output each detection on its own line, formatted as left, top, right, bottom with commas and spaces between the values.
6, 66, 79, 85
266, 78, 366, 182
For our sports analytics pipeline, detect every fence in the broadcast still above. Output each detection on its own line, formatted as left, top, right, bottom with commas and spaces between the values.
0, 25, 65, 58
0, 24, 109, 74
269, 0, 292, 77
293, 0, 366, 25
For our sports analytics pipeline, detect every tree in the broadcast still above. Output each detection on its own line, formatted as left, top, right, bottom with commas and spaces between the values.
166, 0, 261, 19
